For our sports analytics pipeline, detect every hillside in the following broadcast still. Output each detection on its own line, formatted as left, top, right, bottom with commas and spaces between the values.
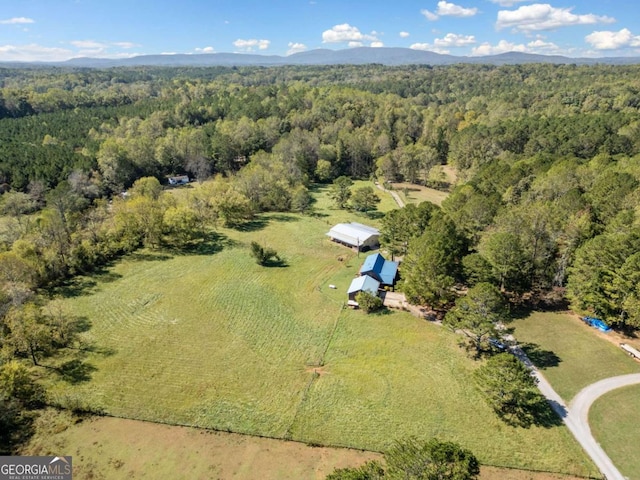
3, 47, 640, 68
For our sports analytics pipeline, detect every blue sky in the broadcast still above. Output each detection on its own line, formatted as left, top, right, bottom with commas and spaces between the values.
1, 0, 639, 62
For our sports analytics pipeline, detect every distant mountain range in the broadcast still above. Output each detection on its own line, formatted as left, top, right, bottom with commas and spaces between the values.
4, 47, 640, 68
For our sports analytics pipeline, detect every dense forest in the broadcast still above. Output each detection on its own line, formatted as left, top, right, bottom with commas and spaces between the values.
1, 64, 640, 439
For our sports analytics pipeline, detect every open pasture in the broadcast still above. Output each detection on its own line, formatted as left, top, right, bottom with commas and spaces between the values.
45, 187, 597, 476
21, 412, 590, 480
391, 182, 450, 206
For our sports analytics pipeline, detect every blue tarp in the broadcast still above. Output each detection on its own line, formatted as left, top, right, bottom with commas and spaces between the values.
582, 316, 611, 332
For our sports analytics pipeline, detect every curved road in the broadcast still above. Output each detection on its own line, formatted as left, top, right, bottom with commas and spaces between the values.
515, 343, 640, 480
568, 374, 640, 480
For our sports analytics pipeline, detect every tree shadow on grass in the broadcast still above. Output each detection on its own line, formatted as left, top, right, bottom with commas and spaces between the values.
534, 398, 566, 427
49, 277, 98, 298
231, 217, 269, 232
520, 342, 562, 369
128, 251, 173, 262
496, 395, 564, 429
166, 232, 227, 256
261, 257, 289, 268
57, 359, 97, 384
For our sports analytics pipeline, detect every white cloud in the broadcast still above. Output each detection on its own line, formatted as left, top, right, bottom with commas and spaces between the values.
322, 23, 382, 47
497, 4, 615, 32
195, 46, 215, 53
0, 43, 73, 62
409, 43, 450, 54
399, 31, 410, 38
470, 38, 565, 56
437, 1, 478, 17
585, 28, 640, 50
434, 33, 476, 47
472, 40, 527, 56
233, 38, 270, 51
70, 40, 107, 49
112, 42, 139, 49
0, 17, 34, 25
421, 2, 477, 22
421, 9, 439, 21
287, 42, 307, 55
410, 43, 432, 51
489, 0, 527, 6
322, 23, 377, 43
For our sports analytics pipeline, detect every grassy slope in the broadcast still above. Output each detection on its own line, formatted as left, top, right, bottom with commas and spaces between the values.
289, 309, 593, 474
22, 412, 589, 480
590, 384, 640, 480
392, 182, 450, 206
43, 185, 597, 476
511, 312, 640, 401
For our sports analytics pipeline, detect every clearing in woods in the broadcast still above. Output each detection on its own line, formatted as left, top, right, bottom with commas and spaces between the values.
43, 183, 597, 476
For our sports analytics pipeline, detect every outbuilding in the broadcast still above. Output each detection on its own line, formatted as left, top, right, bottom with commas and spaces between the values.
347, 275, 381, 305
168, 175, 190, 186
326, 222, 380, 251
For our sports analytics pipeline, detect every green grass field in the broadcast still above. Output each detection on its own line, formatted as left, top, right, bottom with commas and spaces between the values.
511, 312, 640, 401
391, 182, 450, 206
590, 384, 640, 480
21, 411, 589, 480
41, 186, 599, 476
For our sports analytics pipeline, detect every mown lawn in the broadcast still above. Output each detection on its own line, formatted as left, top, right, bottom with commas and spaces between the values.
590, 384, 640, 480
391, 182, 450, 206
21, 411, 589, 480
511, 312, 640, 401
48, 213, 360, 437
289, 309, 594, 474
43, 187, 598, 477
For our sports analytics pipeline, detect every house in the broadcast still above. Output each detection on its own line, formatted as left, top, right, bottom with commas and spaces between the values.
347, 275, 381, 306
359, 253, 399, 287
326, 222, 380, 251
168, 175, 190, 186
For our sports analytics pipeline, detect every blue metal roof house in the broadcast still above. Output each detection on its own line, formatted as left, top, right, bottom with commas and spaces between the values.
359, 253, 399, 286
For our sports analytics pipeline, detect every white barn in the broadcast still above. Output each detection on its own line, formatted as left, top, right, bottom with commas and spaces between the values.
326, 222, 380, 251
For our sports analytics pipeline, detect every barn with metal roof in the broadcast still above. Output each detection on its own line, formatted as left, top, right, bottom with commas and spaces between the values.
326, 222, 380, 251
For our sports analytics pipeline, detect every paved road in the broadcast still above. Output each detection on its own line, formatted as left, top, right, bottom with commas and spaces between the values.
514, 345, 640, 480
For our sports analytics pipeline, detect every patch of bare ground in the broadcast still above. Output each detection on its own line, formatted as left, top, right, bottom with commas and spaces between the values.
21, 413, 594, 480
480, 466, 591, 480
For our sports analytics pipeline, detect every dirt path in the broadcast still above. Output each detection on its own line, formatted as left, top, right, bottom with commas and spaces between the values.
513, 344, 640, 480
375, 183, 405, 208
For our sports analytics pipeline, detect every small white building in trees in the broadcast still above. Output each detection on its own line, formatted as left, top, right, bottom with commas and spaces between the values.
168, 175, 190, 186
326, 222, 380, 251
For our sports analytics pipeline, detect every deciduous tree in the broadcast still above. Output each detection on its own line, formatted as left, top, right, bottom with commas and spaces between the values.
443, 282, 507, 357
474, 353, 542, 426
329, 176, 353, 209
